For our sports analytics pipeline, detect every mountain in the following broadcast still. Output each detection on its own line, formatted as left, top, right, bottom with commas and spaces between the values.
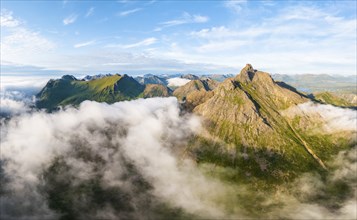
173, 78, 218, 100
35, 67, 355, 183
36, 74, 170, 109
202, 74, 234, 82
143, 84, 172, 98
134, 74, 168, 85
190, 64, 354, 184
180, 74, 200, 80
173, 79, 218, 111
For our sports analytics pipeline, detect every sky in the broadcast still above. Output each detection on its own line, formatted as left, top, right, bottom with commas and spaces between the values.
1, 0, 356, 76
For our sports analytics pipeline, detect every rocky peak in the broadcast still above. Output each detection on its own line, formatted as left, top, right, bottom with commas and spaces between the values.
235, 64, 274, 85
243, 63, 254, 72
236, 64, 256, 83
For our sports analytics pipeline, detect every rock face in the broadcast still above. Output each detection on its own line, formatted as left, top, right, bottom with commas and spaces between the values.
143, 84, 172, 98
173, 79, 218, 111
173, 79, 218, 100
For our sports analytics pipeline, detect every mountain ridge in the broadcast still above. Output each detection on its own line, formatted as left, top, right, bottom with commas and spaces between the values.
190, 64, 354, 183
36, 74, 171, 109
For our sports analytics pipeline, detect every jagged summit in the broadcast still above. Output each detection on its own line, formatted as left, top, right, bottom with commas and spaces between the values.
193, 64, 323, 169
242, 63, 255, 74
235, 64, 274, 84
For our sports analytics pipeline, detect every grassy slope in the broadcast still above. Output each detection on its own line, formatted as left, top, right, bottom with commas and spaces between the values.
313, 92, 356, 107
190, 79, 354, 189
143, 84, 171, 98
36, 75, 145, 109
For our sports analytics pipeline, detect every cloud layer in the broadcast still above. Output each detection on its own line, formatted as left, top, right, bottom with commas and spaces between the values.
284, 101, 357, 133
0, 97, 232, 219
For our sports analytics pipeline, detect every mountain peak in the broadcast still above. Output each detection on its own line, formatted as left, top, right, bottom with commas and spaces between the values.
236, 64, 256, 83
244, 63, 254, 72
236, 64, 274, 85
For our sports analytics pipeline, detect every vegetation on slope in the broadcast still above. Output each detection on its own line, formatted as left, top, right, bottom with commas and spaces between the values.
36, 74, 172, 109
312, 92, 356, 108
191, 64, 355, 185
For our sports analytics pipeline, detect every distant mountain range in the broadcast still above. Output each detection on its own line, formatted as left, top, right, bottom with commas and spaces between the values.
272, 73, 357, 94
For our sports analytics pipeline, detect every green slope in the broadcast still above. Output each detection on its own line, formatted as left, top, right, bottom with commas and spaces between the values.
36, 74, 172, 109
313, 92, 356, 107
191, 64, 355, 185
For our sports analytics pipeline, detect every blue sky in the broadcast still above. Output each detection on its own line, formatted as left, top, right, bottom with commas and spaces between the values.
1, 0, 356, 76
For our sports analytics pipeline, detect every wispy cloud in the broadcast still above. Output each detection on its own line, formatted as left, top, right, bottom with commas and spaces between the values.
155, 12, 209, 31
0, 9, 21, 27
117, 0, 131, 3
74, 40, 96, 48
85, 7, 94, 18
1, 11, 57, 69
197, 39, 248, 52
106, 37, 157, 49
117, 8, 142, 17
224, 0, 247, 13
63, 14, 78, 25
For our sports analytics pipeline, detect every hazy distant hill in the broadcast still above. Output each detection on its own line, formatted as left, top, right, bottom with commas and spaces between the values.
134, 74, 168, 85
311, 91, 357, 108
272, 73, 357, 93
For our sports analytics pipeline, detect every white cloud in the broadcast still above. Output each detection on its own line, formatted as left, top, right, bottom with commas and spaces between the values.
63, 14, 78, 25
0, 97, 30, 116
74, 40, 96, 48
224, 0, 247, 13
155, 12, 209, 31
1, 27, 56, 66
106, 37, 157, 49
167, 77, 191, 87
0, 97, 232, 218
283, 101, 357, 133
117, 8, 142, 17
2, 4, 356, 75
197, 39, 248, 52
0, 9, 21, 27
180, 5, 357, 74
193, 14, 209, 23
0, 75, 49, 92
85, 7, 94, 17
191, 26, 252, 39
